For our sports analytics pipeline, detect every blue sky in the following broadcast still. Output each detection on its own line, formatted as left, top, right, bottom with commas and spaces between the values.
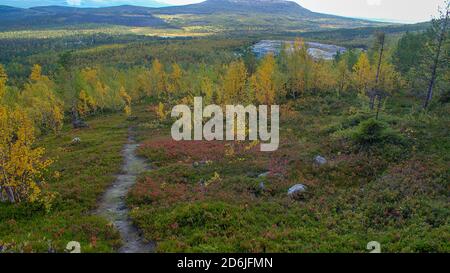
161, 0, 446, 23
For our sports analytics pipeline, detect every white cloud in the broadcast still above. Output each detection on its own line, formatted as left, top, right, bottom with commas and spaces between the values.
162, 0, 203, 5
67, 0, 82, 6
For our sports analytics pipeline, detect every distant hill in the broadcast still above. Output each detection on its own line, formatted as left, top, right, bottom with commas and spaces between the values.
0, 5, 171, 30
152, 0, 387, 32
0, 0, 389, 32
155, 0, 314, 15
0, 0, 169, 8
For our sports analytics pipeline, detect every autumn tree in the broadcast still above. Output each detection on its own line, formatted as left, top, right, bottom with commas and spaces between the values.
335, 57, 351, 96
119, 86, 132, 117
0, 106, 54, 205
30, 64, 43, 82
79, 68, 103, 112
311, 60, 336, 94
352, 52, 373, 100
150, 59, 167, 99
156, 102, 168, 122
284, 38, 314, 98
222, 60, 248, 104
137, 69, 152, 99
251, 53, 277, 105
201, 76, 215, 105
21, 64, 64, 134
77, 90, 97, 117
167, 63, 184, 100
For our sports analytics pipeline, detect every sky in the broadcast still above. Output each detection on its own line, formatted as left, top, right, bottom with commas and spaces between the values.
161, 0, 446, 23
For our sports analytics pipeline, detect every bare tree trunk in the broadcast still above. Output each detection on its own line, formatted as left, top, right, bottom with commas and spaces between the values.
369, 92, 376, 110
0, 186, 5, 202
376, 94, 383, 120
371, 33, 385, 111
424, 6, 449, 109
6, 186, 15, 203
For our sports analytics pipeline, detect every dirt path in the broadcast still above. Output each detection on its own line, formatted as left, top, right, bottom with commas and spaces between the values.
96, 131, 154, 253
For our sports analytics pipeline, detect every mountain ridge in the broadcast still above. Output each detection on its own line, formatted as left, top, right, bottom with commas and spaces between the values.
153, 0, 316, 16
0, 0, 169, 8
0, 0, 389, 32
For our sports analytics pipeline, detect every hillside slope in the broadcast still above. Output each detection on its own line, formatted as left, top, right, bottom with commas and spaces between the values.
0, 0, 168, 8
0, 5, 171, 30
0, 0, 388, 32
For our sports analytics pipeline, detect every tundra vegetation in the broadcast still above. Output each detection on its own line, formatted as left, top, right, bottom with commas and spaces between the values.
0, 3, 448, 253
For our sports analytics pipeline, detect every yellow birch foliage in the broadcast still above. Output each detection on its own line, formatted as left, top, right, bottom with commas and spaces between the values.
119, 86, 132, 116
335, 58, 350, 95
222, 60, 248, 104
156, 102, 167, 122
21, 65, 64, 133
201, 76, 214, 105
30, 64, 43, 82
150, 59, 167, 98
377, 59, 401, 95
77, 90, 97, 117
286, 38, 314, 97
311, 60, 336, 94
0, 106, 54, 206
352, 53, 373, 95
252, 53, 277, 105
167, 63, 183, 98
137, 69, 152, 98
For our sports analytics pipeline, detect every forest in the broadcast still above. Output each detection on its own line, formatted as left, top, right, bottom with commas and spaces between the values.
0, 3, 448, 253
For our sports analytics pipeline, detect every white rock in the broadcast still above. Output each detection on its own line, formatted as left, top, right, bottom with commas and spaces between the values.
288, 184, 307, 196
314, 155, 327, 165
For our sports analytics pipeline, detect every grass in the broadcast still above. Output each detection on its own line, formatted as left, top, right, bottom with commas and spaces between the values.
126, 94, 449, 253
0, 95, 448, 253
0, 112, 131, 253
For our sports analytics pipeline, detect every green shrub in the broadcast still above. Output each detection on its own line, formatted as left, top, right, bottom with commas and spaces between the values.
351, 118, 406, 147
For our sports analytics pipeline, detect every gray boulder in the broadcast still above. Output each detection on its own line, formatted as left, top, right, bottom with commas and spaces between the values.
314, 155, 327, 166
288, 184, 307, 197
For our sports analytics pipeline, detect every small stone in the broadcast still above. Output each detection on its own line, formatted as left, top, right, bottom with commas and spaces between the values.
288, 184, 307, 197
314, 155, 327, 166
258, 182, 265, 191
258, 172, 271, 178
193, 161, 208, 168
72, 137, 81, 144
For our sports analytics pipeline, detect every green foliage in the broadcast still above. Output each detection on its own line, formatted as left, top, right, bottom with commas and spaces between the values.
0, 111, 129, 252
350, 119, 405, 147
393, 32, 427, 75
